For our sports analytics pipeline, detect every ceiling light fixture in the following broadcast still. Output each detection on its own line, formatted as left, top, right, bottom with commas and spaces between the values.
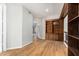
45, 8, 49, 12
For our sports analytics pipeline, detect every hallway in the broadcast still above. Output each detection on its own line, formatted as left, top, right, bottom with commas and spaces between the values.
0, 39, 68, 56
0, 3, 68, 56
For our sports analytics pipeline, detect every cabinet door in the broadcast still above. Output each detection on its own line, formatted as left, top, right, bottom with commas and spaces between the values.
58, 19, 64, 41
46, 21, 53, 33
53, 19, 64, 41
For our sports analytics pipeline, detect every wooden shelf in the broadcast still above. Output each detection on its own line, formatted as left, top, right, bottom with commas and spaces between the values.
68, 34, 79, 40
68, 15, 79, 23
68, 46, 79, 56
68, 3, 79, 56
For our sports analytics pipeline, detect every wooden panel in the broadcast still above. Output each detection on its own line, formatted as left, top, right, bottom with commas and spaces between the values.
46, 19, 64, 41
68, 3, 78, 21
68, 3, 79, 56
53, 19, 64, 41
60, 3, 68, 18
46, 21, 54, 33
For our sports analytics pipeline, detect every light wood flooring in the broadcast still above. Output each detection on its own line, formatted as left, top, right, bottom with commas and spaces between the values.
0, 39, 68, 56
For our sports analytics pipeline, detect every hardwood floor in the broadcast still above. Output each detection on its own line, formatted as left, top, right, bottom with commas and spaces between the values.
46, 33, 58, 40
0, 40, 68, 56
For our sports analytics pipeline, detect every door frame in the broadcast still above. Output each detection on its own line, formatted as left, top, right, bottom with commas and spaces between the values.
0, 4, 3, 52
0, 4, 6, 52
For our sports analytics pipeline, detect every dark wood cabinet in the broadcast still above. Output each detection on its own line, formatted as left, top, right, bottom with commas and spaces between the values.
60, 3, 68, 18
54, 19, 64, 41
46, 19, 64, 41
68, 4, 79, 21
68, 3, 79, 56
46, 21, 54, 33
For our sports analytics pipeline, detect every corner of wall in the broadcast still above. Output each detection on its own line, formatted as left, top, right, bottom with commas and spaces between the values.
22, 40, 33, 47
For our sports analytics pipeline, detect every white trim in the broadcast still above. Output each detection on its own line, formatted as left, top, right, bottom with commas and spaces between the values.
64, 42, 68, 48
2, 4, 7, 51
6, 41, 33, 51
0, 4, 7, 52
6, 46, 22, 51
0, 4, 2, 52
22, 41, 33, 47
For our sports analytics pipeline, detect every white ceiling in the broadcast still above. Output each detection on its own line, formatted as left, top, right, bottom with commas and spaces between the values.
22, 3, 64, 19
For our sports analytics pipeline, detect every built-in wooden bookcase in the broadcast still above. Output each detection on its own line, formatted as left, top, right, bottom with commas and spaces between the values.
68, 3, 79, 56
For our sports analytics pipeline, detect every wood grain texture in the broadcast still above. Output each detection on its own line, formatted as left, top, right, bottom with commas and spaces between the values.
68, 3, 79, 56
60, 3, 68, 18
46, 19, 64, 41
46, 21, 53, 33
0, 40, 68, 56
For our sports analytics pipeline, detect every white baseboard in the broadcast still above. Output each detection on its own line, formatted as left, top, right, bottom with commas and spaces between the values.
64, 42, 68, 48
22, 41, 33, 47
6, 41, 33, 51
6, 46, 22, 51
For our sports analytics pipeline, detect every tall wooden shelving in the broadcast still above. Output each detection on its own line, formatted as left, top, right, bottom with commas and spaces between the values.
46, 19, 64, 41
68, 3, 79, 56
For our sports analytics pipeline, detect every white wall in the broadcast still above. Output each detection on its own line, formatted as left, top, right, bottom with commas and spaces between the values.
0, 4, 2, 52
2, 4, 7, 51
6, 4, 33, 50
37, 18, 42, 39
0, 4, 7, 52
22, 7, 33, 46
6, 4, 23, 49
64, 15, 68, 47
64, 15, 68, 32
41, 18, 45, 39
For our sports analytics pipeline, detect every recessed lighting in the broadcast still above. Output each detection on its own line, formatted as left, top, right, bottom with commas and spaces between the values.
45, 8, 49, 12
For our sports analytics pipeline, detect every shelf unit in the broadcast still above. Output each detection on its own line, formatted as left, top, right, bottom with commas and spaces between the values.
68, 35, 79, 40
68, 15, 79, 23
68, 3, 79, 56
68, 46, 79, 56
